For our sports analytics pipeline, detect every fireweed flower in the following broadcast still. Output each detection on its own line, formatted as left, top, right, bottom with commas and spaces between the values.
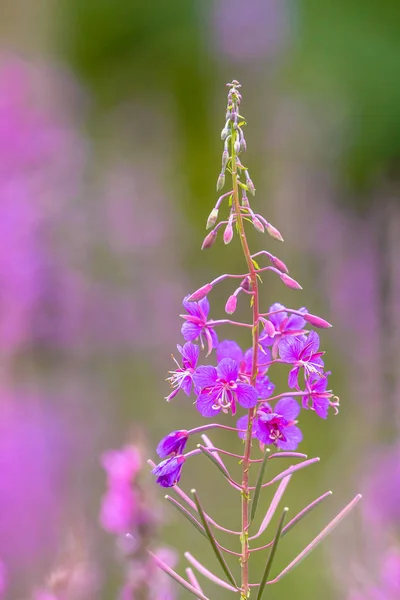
150, 81, 358, 598
217, 339, 275, 399
156, 430, 189, 458
180, 296, 218, 355
165, 342, 199, 401
237, 397, 302, 450
279, 330, 325, 389
260, 302, 308, 351
193, 357, 258, 416
152, 456, 186, 488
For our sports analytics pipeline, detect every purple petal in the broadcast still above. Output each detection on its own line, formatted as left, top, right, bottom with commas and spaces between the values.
181, 342, 200, 368
235, 383, 258, 408
313, 397, 329, 419
276, 425, 302, 451
217, 357, 239, 382
180, 375, 193, 396
244, 347, 271, 374
157, 431, 188, 458
209, 327, 219, 348
279, 336, 303, 363
198, 296, 210, 319
303, 330, 320, 356
217, 340, 243, 364
286, 308, 307, 331
256, 375, 275, 399
268, 303, 287, 329
196, 391, 221, 417
182, 296, 203, 318
288, 366, 300, 389
181, 321, 201, 342
310, 372, 329, 393
193, 365, 218, 389
275, 397, 300, 421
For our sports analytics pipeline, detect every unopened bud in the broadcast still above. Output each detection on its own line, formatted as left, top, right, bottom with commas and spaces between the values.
223, 221, 234, 245
240, 135, 247, 152
265, 222, 284, 242
269, 255, 289, 274
234, 140, 241, 154
221, 150, 229, 171
188, 283, 213, 302
221, 127, 229, 141
280, 273, 302, 290
201, 229, 217, 250
252, 216, 264, 233
304, 313, 332, 328
206, 208, 219, 229
225, 294, 237, 315
216, 173, 225, 192
240, 277, 251, 291
247, 178, 256, 196
241, 193, 250, 208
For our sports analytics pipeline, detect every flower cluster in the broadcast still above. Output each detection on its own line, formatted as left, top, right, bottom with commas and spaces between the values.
100, 445, 177, 600
149, 80, 358, 599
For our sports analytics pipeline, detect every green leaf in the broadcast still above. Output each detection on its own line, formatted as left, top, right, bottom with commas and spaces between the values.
256, 508, 289, 600
252, 258, 261, 270
197, 445, 232, 482
165, 495, 207, 538
250, 448, 270, 523
191, 490, 238, 589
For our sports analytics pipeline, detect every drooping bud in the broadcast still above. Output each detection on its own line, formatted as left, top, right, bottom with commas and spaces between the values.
240, 132, 247, 152
156, 430, 189, 458
280, 273, 302, 290
221, 150, 229, 171
234, 140, 241, 154
201, 229, 217, 250
304, 313, 332, 328
269, 255, 289, 274
223, 220, 234, 245
241, 192, 250, 208
188, 283, 213, 302
265, 222, 284, 242
247, 178, 256, 196
221, 128, 228, 140
225, 294, 237, 315
206, 208, 219, 229
240, 276, 251, 291
252, 216, 264, 233
216, 172, 225, 191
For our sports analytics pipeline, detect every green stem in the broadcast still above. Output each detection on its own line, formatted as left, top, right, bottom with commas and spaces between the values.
230, 121, 260, 599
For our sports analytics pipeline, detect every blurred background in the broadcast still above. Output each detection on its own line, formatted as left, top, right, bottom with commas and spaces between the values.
1, 0, 400, 598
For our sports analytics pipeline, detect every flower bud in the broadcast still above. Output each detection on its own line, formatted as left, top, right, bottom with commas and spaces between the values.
188, 283, 213, 302
216, 173, 225, 192
241, 193, 250, 208
221, 150, 229, 171
240, 134, 247, 152
280, 273, 302, 290
304, 313, 332, 328
247, 178, 256, 196
201, 230, 217, 250
234, 140, 241, 154
252, 216, 264, 233
225, 294, 237, 315
269, 255, 289, 274
265, 222, 284, 242
240, 277, 251, 291
223, 220, 234, 244
206, 208, 219, 229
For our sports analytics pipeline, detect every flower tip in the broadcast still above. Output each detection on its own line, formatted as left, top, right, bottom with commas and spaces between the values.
188, 283, 213, 302
225, 294, 237, 315
201, 229, 217, 250
216, 173, 225, 191
206, 208, 219, 230
280, 273, 302, 290
304, 313, 332, 328
265, 222, 284, 242
190, 488, 197, 494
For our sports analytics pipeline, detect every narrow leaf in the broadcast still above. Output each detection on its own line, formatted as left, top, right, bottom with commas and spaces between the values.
200, 434, 227, 470
165, 495, 207, 538
186, 568, 205, 596
197, 445, 240, 490
256, 507, 288, 600
281, 490, 332, 539
250, 448, 269, 522
191, 489, 238, 589
270, 494, 362, 583
149, 551, 210, 600
250, 475, 291, 540
185, 552, 238, 592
